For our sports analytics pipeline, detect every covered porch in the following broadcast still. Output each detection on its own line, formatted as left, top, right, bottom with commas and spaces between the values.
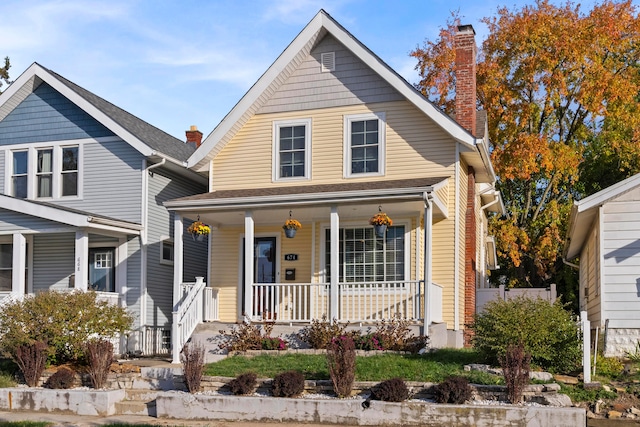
167, 178, 449, 363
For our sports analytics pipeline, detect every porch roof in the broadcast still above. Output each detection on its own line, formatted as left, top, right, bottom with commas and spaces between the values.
0, 195, 143, 235
166, 177, 448, 210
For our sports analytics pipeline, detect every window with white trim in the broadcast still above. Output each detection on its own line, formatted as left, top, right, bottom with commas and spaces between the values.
0, 244, 12, 292
344, 113, 385, 177
273, 119, 311, 181
160, 238, 174, 265
6, 144, 80, 199
325, 225, 405, 282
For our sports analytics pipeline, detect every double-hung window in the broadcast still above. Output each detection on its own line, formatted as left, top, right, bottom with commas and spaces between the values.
6, 144, 80, 199
11, 150, 28, 199
344, 112, 385, 177
325, 225, 405, 283
0, 244, 12, 292
273, 119, 311, 181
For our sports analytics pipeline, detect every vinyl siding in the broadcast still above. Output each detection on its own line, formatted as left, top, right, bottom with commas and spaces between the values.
55, 138, 143, 223
146, 167, 207, 327
0, 150, 4, 194
0, 82, 113, 145
258, 34, 403, 114
32, 233, 74, 292
213, 101, 456, 190
582, 225, 601, 324
0, 209, 65, 232
455, 163, 468, 329
602, 197, 640, 328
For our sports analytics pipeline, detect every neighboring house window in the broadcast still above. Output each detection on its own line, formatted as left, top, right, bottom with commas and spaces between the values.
61, 146, 78, 197
11, 150, 28, 198
5, 144, 80, 199
37, 148, 53, 198
160, 238, 174, 265
325, 225, 405, 282
343, 113, 385, 177
273, 119, 311, 181
0, 244, 11, 292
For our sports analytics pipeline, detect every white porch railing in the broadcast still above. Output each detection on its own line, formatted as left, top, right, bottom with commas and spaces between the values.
95, 291, 120, 306
204, 287, 220, 321
251, 283, 329, 322
172, 277, 206, 363
248, 280, 443, 324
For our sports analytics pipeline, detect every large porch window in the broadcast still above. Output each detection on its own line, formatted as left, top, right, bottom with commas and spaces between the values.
325, 225, 405, 282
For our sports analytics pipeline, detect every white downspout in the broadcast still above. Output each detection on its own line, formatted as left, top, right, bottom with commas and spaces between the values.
423, 192, 433, 336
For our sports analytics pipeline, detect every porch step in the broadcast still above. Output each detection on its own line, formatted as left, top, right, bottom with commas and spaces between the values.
114, 389, 159, 416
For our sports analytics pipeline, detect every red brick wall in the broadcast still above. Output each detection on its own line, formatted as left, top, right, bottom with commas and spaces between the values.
464, 167, 477, 347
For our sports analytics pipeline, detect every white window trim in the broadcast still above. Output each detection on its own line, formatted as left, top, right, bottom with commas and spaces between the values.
4, 141, 83, 200
272, 118, 312, 182
343, 112, 386, 178
160, 236, 174, 266
320, 219, 410, 287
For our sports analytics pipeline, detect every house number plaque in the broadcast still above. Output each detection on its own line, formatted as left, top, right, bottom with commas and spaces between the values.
284, 253, 298, 261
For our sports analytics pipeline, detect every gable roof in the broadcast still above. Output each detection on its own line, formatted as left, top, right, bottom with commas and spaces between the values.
0, 63, 196, 164
188, 10, 494, 182
564, 173, 640, 260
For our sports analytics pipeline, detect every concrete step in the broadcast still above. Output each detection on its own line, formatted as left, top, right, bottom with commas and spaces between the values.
125, 389, 159, 402
114, 399, 157, 417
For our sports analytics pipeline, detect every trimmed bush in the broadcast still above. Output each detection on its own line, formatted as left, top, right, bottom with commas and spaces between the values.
433, 376, 473, 404
181, 341, 205, 393
327, 335, 356, 397
371, 378, 410, 402
220, 320, 288, 351
272, 370, 305, 397
44, 366, 76, 389
469, 296, 581, 373
0, 290, 133, 364
85, 339, 114, 389
228, 372, 258, 395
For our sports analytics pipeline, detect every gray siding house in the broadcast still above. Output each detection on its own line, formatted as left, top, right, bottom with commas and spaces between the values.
0, 63, 207, 355
565, 173, 640, 357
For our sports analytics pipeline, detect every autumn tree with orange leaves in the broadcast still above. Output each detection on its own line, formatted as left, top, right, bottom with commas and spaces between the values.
412, 1, 640, 292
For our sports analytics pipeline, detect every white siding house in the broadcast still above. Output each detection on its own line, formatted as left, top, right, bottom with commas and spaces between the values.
565, 173, 640, 357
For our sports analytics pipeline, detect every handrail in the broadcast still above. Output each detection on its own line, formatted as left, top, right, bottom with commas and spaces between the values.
171, 277, 206, 364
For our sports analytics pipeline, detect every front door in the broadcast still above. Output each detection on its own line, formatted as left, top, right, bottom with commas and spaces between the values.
89, 248, 115, 292
242, 237, 277, 318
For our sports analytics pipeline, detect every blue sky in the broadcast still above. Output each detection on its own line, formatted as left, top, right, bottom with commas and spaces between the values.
2, 0, 614, 141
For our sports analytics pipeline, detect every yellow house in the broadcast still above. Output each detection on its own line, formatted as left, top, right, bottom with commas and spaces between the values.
165, 10, 503, 362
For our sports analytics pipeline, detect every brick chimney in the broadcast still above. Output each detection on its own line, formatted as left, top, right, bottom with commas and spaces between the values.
455, 24, 477, 136
186, 125, 203, 148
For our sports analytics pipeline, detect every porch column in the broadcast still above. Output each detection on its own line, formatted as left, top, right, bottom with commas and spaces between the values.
330, 206, 339, 321
172, 212, 184, 364
423, 194, 433, 335
244, 211, 254, 320
173, 213, 184, 309
74, 230, 89, 291
12, 233, 26, 296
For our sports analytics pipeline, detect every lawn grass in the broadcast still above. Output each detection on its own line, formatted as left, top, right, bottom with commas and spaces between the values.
204, 348, 502, 384
0, 422, 52, 427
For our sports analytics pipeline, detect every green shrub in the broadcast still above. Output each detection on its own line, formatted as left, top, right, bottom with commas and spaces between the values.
594, 356, 624, 379
469, 296, 581, 373
371, 378, 410, 402
0, 291, 133, 364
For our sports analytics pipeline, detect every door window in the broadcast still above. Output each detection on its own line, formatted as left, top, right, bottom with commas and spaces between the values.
89, 248, 115, 292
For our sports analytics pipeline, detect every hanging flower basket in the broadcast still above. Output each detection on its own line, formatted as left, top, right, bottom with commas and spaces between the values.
369, 212, 392, 238
283, 219, 302, 239
187, 220, 211, 241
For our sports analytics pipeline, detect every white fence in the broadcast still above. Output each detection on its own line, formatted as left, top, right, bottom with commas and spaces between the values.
476, 284, 557, 313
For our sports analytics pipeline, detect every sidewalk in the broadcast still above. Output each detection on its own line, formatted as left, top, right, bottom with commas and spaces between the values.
0, 410, 342, 426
